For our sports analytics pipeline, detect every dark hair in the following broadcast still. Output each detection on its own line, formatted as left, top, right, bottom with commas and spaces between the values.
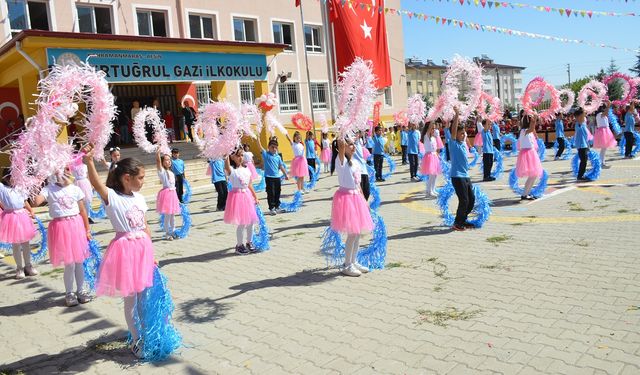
374, 125, 382, 132
171, 148, 180, 154
456, 125, 465, 132
230, 148, 243, 168
574, 107, 585, 117
420, 122, 431, 140
521, 115, 532, 129
268, 139, 278, 148
106, 158, 144, 194
1, 168, 11, 186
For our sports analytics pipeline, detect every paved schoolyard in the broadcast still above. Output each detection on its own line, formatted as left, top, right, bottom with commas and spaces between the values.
1, 148, 639, 374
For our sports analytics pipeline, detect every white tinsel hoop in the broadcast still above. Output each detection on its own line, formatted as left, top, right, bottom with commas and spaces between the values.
133, 107, 171, 155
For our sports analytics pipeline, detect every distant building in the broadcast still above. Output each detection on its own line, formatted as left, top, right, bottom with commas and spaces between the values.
405, 57, 446, 103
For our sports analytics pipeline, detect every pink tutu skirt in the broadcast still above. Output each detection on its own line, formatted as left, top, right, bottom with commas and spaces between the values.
420, 153, 442, 175
320, 148, 331, 163
516, 148, 543, 178
331, 188, 374, 235
435, 136, 444, 150
290, 156, 309, 178
156, 188, 181, 215
48, 215, 88, 267
0, 209, 36, 244
419, 142, 425, 155
362, 147, 371, 160
246, 161, 259, 181
75, 178, 93, 201
474, 134, 483, 147
224, 189, 258, 225
97, 232, 155, 297
593, 127, 617, 149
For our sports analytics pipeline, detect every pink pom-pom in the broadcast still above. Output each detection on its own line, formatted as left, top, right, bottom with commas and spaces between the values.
132, 107, 170, 155
602, 73, 637, 107
440, 56, 484, 121
557, 89, 575, 114
334, 58, 377, 137
193, 101, 243, 159
407, 95, 427, 125
291, 113, 313, 131
318, 114, 330, 133
577, 80, 608, 115
239, 102, 260, 138
393, 110, 408, 127
476, 92, 503, 123
522, 77, 561, 121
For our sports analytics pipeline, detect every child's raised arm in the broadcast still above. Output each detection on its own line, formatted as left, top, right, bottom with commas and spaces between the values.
83, 146, 109, 205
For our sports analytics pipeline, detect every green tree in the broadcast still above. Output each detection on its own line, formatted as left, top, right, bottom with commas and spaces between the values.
605, 59, 623, 101
631, 48, 640, 77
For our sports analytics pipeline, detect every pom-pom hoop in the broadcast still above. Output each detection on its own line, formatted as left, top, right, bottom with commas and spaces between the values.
436, 183, 491, 228
440, 56, 483, 121
132, 107, 171, 155
476, 92, 503, 122
252, 205, 270, 252
537, 138, 546, 162
557, 89, 575, 114
468, 146, 480, 167
479, 148, 504, 179
334, 58, 377, 136
393, 110, 409, 127
522, 77, 560, 121
508, 169, 549, 198
608, 108, 622, 135
407, 94, 427, 125
618, 131, 640, 158
500, 134, 518, 157
291, 113, 313, 131
553, 137, 573, 160
603, 73, 637, 107
578, 81, 608, 115
193, 101, 242, 159
571, 150, 602, 181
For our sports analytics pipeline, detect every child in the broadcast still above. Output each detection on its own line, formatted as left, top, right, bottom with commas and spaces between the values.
481, 119, 496, 182
516, 114, 544, 196
102, 147, 121, 172
286, 131, 308, 193
573, 108, 591, 181
492, 121, 501, 151
448, 108, 476, 231
554, 113, 566, 160
420, 122, 442, 198
163, 110, 175, 143
209, 158, 227, 211
388, 127, 397, 155
170, 148, 185, 203
443, 120, 452, 161
0, 168, 38, 279
72, 159, 95, 224
365, 131, 374, 155
331, 138, 373, 277
32, 170, 91, 306
623, 102, 637, 158
473, 119, 483, 152
320, 133, 331, 173
352, 132, 370, 201
84, 148, 156, 358
224, 147, 259, 255
594, 102, 617, 167
156, 151, 181, 240
372, 125, 387, 182
258, 137, 289, 215
407, 123, 420, 181
305, 131, 318, 172
434, 122, 445, 151
330, 134, 339, 175
242, 144, 259, 181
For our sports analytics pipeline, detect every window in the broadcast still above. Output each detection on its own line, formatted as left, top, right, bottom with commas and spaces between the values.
195, 83, 211, 105
239, 82, 255, 104
273, 22, 294, 51
304, 25, 322, 53
514, 89, 522, 94
137, 10, 167, 37
483, 79, 491, 85
310, 82, 328, 110
278, 83, 299, 112
383, 87, 392, 107
514, 79, 522, 85
233, 17, 257, 42
8, 1, 50, 32
77, 5, 113, 34
189, 14, 216, 39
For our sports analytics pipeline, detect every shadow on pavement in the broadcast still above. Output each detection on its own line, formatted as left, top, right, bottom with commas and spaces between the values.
158, 247, 236, 268
387, 225, 452, 240
178, 297, 231, 324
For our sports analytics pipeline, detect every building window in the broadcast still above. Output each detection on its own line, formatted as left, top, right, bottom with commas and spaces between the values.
137, 9, 168, 37
304, 25, 322, 53
77, 5, 113, 34
310, 82, 328, 110
383, 87, 392, 107
189, 14, 216, 39
239, 82, 255, 104
272, 22, 294, 51
8, 0, 50, 32
195, 83, 211, 105
514, 89, 522, 94
233, 17, 258, 42
513, 79, 522, 85
278, 83, 300, 112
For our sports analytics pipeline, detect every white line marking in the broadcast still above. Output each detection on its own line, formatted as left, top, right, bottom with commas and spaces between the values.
526, 185, 576, 205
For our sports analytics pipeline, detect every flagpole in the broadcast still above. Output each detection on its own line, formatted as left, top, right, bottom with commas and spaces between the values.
298, 0, 317, 134
321, 0, 337, 124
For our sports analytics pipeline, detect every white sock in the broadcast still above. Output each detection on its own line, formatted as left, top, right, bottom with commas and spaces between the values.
21, 243, 31, 267
599, 148, 606, 165
344, 235, 357, 266
13, 244, 23, 269
349, 235, 360, 265
236, 225, 245, 246
524, 177, 536, 196
245, 224, 254, 244
431, 175, 438, 194
64, 264, 75, 294
123, 295, 139, 342
75, 262, 85, 293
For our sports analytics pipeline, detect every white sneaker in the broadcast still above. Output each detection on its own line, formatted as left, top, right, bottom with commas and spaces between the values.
65, 293, 79, 307
24, 265, 38, 276
269, 209, 277, 216
15, 268, 25, 280
276, 208, 286, 214
341, 264, 362, 277
0, 251, 4, 259
76, 291, 93, 304
131, 340, 145, 359
354, 262, 370, 274
431, 191, 439, 197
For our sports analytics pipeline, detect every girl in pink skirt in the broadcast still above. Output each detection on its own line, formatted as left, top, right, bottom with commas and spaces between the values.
0, 168, 37, 279
473, 120, 483, 152
286, 131, 309, 193
420, 123, 442, 198
155, 151, 181, 240
242, 144, 259, 181
32, 169, 92, 307
320, 132, 331, 173
331, 138, 374, 277
224, 147, 259, 255
434, 122, 445, 150
594, 102, 617, 167
515, 115, 543, 200
84, 147, 155, 358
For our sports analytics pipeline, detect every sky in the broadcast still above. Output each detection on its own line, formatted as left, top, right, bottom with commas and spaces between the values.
400, 0, 640, 86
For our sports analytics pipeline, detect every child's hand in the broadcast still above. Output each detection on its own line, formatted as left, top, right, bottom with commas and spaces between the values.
86, 230, 92, 240
284, 174, 289, 180
83, 145, 95, 162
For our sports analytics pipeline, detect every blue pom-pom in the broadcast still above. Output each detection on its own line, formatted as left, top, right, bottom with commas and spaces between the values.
571, 149, 602, 181
320, 226, 346, 267
83, 239, 102, 292
553, 137, 574, 160
366, 164, 381, 211
619, 131, 640, 158
182, 179, 192, 204
356, 210, 387, 270
437, 182, 492, 228
134, 266, 182, 362
479, 148, 504, 180
537, 138, 546, 162
158, 203, 192, 238
32, 217, 48, 263
280, 190, 304, 212
508, 169, 548, 198
436, 183, 456, 226
468, 147, 479, 167
0, 241, 10, 250
439, 156, 451, 181
253, 169, 266, 192
251, 205, 270, 252
89, 192, 107, 220
381, 153, 396, 180
608, 108, 622, 135
304, 158, 321, 191
500, 134, 518, 157
280, 160, 289, 182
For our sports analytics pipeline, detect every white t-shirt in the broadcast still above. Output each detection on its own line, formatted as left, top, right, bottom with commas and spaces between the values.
105, 188, 148, 233
157, 169, 176, 189
242, 151, 254, 164
72, 164, 89, 180
40, 183, 84, 218
229, 167, 252, 190
0, 183, 26, 210
476, 122, 483, 134
423, 134, 436, 153
336, 157, 361, 190
519, 129, 534, 150
131, 107, 141, 120
596, 113, 609, 129
293, 142, 304, 157
322, 139, 330, 149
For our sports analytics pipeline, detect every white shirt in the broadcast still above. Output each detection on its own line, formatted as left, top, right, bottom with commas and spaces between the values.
72, 164, 88, 180
229, 167, 252, 190
131, 107, 141, 120
336, 157, 361, 190
157, 169, 176, 189
423, 134, 436, 153
0, 183, 26, 210
596, 113, 609, 129
105, 188, 148, 233
293, 142, 304, 157
476, 122, 483, 134
519, 129, 534, 150
322, 139, 330, 149
40, 183, 84, 218
242, 151, 254, 164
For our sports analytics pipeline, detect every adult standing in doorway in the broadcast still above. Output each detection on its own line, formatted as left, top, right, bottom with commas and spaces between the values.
182, 100, 197, 142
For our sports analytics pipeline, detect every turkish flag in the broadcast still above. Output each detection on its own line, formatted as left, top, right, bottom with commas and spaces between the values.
330, 0, 392, 89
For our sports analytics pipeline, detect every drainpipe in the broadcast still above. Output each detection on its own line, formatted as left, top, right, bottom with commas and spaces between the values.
176, 0, 185, 38
16, 41, 45, 80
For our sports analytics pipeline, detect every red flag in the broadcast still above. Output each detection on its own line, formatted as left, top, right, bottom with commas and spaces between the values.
330, 0, 392, 89
295, 0, 300, 6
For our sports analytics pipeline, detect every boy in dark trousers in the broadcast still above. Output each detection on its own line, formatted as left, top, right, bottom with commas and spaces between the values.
209, 158, 227, 210
258, 137, 289, 215
372, 125, 387, 182
171, 148, 186, 202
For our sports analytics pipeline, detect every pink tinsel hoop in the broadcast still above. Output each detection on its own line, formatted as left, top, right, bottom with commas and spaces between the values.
393, 110, 408, 127
440, 56, 484, 121
193, 101, 243, 159
132, 107, 171, 155
476, 92, 503, 122
407, 95, 427, 125
318, 114, 330, 133
239, 102, 260, 138
521, 77, 561, 121
557, 89, 575, 114
602, 73, 637, 107
334, 57, 377, 137
578, 80, 608, 115
291, 113, 313, 131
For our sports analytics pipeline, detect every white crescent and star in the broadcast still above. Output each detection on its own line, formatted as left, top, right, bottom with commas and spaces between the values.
349, 0, 376, 39
0, 101, 20, 120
